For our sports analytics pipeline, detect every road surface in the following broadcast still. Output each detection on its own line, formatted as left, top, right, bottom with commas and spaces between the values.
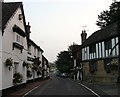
24, 73, 104, 96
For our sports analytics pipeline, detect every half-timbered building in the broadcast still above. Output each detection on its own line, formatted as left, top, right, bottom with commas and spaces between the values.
81, 21, 119, 83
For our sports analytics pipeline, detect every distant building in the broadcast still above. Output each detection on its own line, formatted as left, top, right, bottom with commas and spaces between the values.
81, 21, 119, 83
70, 44, 82, 80
42, 55, 50, 79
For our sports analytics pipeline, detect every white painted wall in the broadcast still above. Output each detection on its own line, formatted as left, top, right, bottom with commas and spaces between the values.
27, 44, 43, 80
102, 42, 105, 57
27, 44, 36, 81
87, 47, 89, 60
0, 29, 2, 91
116, 37, 119, 56
82, 37, 119, 61
82, 48, 84, 61
2, 7, 27, 89
99, 43, 102, 58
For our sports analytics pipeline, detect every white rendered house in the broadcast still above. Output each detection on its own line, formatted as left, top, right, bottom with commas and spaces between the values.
0, 24, 2, 92
0, 1, 2, 93
2, 2, 28, 90
27, 37, 43, 81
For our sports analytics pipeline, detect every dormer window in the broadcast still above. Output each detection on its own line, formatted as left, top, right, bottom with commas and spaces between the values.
19, 14, 23, 20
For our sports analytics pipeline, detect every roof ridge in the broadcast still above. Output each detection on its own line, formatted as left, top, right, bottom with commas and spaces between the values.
3, 2, 22, 3
2, 2, 23, 30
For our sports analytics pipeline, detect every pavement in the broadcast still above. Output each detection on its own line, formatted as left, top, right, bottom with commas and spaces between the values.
2, 78, 51, 97
2, 77, 120, 97
70, 79, 120, 97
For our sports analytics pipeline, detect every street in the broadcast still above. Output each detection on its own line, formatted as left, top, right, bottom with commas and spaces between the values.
24, 73, 101, 96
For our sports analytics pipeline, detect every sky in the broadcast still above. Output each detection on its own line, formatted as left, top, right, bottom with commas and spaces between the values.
4, 0, 117, 62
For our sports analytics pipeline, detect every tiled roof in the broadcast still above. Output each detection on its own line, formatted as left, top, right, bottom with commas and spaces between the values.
29, 39, 44, 53
81, 21, 119, 47
2, 2, 22, 30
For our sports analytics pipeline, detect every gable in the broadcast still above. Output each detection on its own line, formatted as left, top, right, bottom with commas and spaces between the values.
82, 21, 119, 47
2, 2, 27, 35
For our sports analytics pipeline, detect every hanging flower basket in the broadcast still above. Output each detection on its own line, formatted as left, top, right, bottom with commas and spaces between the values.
27, 70, 32, 78
5, 58, 13, 70
23, 61, 29, 68
32, 64, 38, 71
13, 72, 23, 85
37, 71, 41, 76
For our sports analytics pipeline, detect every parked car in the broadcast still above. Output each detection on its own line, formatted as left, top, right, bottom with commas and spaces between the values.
56, 72, 61, 76
61, 73, 69, 78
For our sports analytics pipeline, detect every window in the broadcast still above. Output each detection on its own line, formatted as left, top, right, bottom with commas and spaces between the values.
89, 61, 97, 73
34, 47, 36, 57
13, 62, 19, 74
37, 50, 40, 57
16, 34, 23, 45
18, 14, 23, 20
16, 35, 20, 42
105, 40, 112, 50
28, 45, 31, 54
89, 44, 96, 53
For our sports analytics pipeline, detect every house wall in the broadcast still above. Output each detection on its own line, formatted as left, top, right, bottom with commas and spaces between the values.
2, 7, 27, 89
82, 37, 119, 61
82, 37, 119, 83
0, 29, 2, 91
27, 44, 43, 81
82, 59, 118, 83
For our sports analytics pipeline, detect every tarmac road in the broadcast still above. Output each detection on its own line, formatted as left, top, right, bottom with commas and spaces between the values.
23, 73, 108, 96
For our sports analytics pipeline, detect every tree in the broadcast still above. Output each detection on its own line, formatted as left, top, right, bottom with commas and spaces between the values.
68, 43, 81, 60
55, 51, 73, 73
96, 1, 120, 29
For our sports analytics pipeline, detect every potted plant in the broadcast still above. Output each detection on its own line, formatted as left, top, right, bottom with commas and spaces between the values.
13, 72, 23, 85
5, 58, 13, 70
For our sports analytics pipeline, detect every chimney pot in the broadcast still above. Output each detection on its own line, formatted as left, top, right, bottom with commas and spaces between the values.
81, 30, 87, 43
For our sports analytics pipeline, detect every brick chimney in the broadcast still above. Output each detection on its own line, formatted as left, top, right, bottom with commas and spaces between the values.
26, 22, 31, 39
81, 30, 87, 43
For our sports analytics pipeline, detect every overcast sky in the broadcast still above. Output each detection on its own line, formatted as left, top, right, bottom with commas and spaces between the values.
4, 0, 117, 62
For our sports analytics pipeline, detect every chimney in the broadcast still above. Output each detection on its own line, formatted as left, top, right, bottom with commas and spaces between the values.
26, 22, 31, 39
81, 30, 87, 43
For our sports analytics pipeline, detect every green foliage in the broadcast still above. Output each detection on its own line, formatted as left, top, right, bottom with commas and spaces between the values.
5, 58, 13, 67
27, 70, 32, 78
5, 58, 13, 70
37, 71, 41, 76
32, 64, 39, 71
13, 73, 23, 84
56, 51, 73, 73
96, 1, 120, 29
23, 61, 29, 68
34, 57, 41, 66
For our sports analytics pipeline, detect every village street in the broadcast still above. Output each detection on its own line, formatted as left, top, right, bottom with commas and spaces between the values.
23, 73, 110, 97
